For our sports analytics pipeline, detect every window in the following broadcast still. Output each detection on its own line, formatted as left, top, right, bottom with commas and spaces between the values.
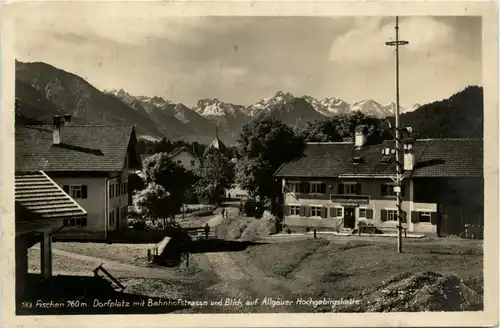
69, 185, 82, 198
381, 209, 406, 222
310, 206, 322, 217
338, 183, 360, 195
63, 185, 87, 199
63, 217, 87, 227
387, 209, 398, 221
288, 182, 301, 193
381, 183, 405, 197
310, 182, 327, 194
190, 160, 195, 167
418, 212, 432, 223
330, 207, 343, 218
358, 208, 374, 219
290, 205, 301, 216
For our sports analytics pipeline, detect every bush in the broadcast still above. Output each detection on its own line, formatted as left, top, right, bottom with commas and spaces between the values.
132, 221, 146, 230
182, 204, 216, 217
261, 211, 281, 235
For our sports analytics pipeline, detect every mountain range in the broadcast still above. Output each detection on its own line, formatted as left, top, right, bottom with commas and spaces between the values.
14, 60, 480, 144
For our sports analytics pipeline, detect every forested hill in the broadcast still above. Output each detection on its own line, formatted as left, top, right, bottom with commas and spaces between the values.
399, 85, 483, 138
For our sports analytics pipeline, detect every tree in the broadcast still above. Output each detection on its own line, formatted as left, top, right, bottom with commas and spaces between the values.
133, 183, 176, 228
194, 147, 234, 204
142, 152, 191, 215
235, 115, 305, 213
295, 111, 392, 145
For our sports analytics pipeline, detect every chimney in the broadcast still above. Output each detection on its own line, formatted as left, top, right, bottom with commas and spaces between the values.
63, 113, 72, 125
403, 137, 415, 170
52, 115, 62, 145
354, 125, 367, 148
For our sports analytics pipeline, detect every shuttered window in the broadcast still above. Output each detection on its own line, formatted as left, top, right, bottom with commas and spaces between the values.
359, 208, 373, 219
310, 182, 327, 194
288, 205, 301, 216
63, 184, 87, 199
338, 183, 361, 195
310, 206, 322, 217
411, 211, 437, 224
330, 207, 343, 218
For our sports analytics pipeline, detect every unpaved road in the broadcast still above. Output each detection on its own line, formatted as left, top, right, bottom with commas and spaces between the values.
190, 206, 300, 313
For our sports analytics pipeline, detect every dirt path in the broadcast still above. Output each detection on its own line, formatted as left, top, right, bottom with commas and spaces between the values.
190, 205, 299, 312
34, 246, 193, 281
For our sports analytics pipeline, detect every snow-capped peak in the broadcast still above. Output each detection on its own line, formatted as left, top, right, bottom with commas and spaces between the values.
193, 98, 245, 118
246, 91, 296, 116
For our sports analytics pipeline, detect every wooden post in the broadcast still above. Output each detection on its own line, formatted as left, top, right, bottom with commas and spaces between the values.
147, 249, 151, 262
404, 228, 407, 238
40, 232, 52, 280
313, 229, 317, 239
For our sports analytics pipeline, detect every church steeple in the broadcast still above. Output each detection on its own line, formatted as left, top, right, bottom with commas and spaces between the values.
208, 123, 227, 155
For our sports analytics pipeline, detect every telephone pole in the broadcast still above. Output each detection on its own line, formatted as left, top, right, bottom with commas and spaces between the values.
385, 16, 408, 253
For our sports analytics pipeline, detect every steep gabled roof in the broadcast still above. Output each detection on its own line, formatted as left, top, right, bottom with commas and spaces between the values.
15, 171, 87, 223
15, 125, 138, 172
274, 139, 483, 179
208, 136, 227, 154
168, 146, 198, 159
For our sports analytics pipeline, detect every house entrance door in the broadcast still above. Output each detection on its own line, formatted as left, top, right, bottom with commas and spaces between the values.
344, 207, 356, 229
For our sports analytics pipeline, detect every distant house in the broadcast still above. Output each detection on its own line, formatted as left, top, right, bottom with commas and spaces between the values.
274, 125, 483, 236
168, 146, 200, 170
15, 171, 87, 299
15, 115, 142, 240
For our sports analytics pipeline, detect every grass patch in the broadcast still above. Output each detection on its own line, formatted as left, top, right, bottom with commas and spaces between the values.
245, 238, 483, 303
52, 242, 154, 266
245, 239, 330, 277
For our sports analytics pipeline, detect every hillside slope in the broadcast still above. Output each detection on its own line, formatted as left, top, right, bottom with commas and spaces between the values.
15, 61, 164, 139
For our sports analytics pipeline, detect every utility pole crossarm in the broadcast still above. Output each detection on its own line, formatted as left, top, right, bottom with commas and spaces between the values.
385, 15, 409, 254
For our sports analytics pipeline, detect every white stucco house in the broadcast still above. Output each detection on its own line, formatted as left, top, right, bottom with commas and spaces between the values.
15, 114, 142, 240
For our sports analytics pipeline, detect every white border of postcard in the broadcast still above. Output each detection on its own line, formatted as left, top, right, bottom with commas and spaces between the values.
1, 1, 498, 327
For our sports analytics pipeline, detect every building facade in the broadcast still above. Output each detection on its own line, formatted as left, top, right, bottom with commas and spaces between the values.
274, 126, 483, 236
168, 147, 200, 171
15, 115, 142, 240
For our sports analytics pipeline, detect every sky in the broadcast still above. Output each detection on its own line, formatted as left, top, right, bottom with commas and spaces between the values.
14, 5, 482, 108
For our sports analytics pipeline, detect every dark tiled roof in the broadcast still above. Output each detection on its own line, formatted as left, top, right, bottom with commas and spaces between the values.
274, 139, 483, 179
16, 125, 136, 172
15, 171, 87, 223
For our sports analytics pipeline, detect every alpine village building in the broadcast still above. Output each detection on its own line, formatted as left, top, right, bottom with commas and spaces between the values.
168, 146, 200, 171
15, 114, 142, 241
274, 125, 483, 236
